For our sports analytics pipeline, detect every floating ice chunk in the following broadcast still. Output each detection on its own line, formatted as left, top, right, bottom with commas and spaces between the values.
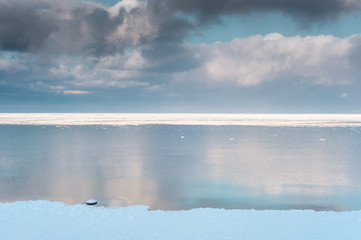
85, 199, 97, 205
319, 138, 326, 141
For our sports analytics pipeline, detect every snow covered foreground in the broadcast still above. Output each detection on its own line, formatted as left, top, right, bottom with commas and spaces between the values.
1, 201, 361, 240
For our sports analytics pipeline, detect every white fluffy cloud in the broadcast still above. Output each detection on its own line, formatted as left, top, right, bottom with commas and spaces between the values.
44, 33, 361, 92
6, 32, 361, 94
63, 90, 92, 95
173, 33, 360, 87
48, 50, 149, 90
0, 52, 29, 73
0, 59, 28, 73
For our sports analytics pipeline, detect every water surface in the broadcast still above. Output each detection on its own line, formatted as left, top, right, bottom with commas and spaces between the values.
1, 114, 361, 210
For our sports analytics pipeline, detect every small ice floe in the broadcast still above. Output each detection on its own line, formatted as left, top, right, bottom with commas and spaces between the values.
319, 138, 326, 141
85, 199, 97, 205
228, 138, 234, 141
180, 136, 185, 139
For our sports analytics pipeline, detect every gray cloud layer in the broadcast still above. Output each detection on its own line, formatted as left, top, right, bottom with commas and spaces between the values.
2, 0, 361, 55
0, 1, 57, 51
163, 0, 361, 23
0, 0, 192, 55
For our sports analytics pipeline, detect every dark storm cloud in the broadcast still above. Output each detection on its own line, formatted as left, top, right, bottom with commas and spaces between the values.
72, 7, 122, 49
48, 6, 125, 55
0, 2, 57, 51
139, 0, 197, 71
147, 0, 193, 43
162, 0, 361, 23
0, 0, 189, 55
0, 0, 121, 54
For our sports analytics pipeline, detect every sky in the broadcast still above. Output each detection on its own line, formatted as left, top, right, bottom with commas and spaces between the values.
1, 0, 361, 113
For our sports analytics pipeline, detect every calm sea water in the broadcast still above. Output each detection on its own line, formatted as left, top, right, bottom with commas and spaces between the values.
1, 114, 361, 211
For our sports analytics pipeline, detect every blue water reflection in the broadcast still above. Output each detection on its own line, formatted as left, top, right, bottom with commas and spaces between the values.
1, 125, 361, 211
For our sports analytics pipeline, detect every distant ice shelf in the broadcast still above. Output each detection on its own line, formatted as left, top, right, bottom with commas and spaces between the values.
1, 113, 361, 127
0, 201, 361, 240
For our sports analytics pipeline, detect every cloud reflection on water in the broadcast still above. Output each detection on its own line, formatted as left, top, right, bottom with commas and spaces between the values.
1, 125, 361, 210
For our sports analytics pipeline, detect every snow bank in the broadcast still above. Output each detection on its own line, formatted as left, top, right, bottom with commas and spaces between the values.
1, 201, 361, 240
1, 113, 361, 127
